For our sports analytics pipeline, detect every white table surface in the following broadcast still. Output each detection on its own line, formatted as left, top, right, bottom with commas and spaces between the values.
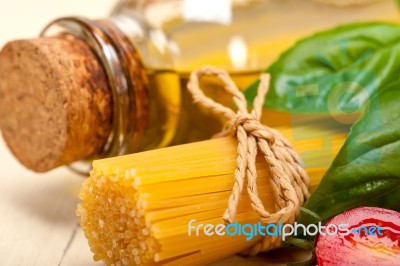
0, 1, 309, 265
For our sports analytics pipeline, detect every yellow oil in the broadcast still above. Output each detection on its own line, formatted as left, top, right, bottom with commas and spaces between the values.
138, 68, 260, 151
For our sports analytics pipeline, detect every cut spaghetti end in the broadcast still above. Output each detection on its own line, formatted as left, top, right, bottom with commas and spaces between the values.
78, 170, 164, 265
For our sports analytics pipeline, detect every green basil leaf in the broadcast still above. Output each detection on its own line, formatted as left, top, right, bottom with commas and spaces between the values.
243, 22, 400, 224
244, 22, 400, 114
300, 80, 400, 223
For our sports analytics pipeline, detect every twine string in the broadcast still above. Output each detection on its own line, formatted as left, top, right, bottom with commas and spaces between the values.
187, 66, 310, 253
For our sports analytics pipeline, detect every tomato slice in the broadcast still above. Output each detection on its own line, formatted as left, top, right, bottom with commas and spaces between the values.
315, 207, 400, 266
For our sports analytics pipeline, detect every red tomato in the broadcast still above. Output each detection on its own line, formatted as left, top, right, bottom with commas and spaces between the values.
315, 207, 400, 266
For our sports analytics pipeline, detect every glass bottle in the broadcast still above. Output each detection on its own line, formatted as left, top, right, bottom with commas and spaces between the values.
1, 0, 398, 172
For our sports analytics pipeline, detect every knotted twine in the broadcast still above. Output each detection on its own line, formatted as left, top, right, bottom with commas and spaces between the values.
187, 66, 310, 255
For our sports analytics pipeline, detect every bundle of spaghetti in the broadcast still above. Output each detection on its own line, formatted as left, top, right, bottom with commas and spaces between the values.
77, 124, 346, 266
78, 66, 349, 265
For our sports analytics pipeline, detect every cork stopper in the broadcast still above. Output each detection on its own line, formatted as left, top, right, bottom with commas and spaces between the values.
0, 35, 112, 172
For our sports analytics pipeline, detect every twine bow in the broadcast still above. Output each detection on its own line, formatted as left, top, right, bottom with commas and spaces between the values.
187, 66, 310, 254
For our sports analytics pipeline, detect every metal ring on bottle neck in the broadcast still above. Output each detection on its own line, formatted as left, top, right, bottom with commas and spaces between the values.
41, 16, 149, 175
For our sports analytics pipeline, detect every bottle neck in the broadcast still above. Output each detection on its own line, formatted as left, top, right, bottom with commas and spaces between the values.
41, 17, 150, 162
